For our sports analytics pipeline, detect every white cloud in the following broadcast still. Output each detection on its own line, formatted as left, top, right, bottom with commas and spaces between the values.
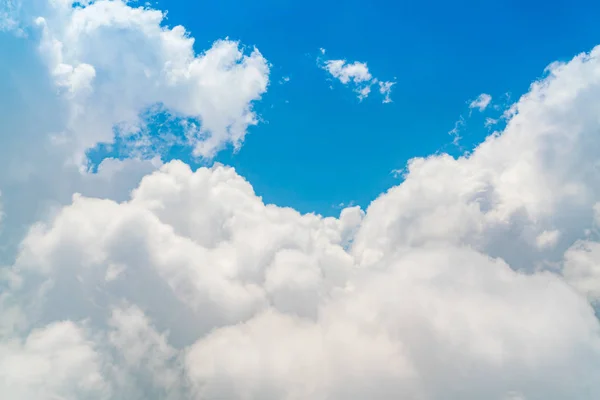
0, 0, 21, 32
2, 157, 600, 398
320, 55, 395, 103
0, 0, 269, 263
469, 93, 493, 111
2, 2, 600, 399
563, 240, 600, 301
351, 49, 600, 321
536, 229, 561, 249
324, 60, 372, 84
448, 115, 465, 145
357, 84, 371, 100
0, 321, 109, 399
9, 0, 270, 164
108, 304, 183, 394
449, 93, 493, 144
484, 116, 499, 128
379, 80, 395, 103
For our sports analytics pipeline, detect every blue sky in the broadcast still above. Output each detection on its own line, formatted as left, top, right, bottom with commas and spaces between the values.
78, 0, 600, 215
102, 0, 599, 216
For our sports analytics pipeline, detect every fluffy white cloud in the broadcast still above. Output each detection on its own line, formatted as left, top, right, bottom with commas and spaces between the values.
3, 2, 600, 399
563, 240, 600, 301
2, 156, 600, 399
0, 321, 109, 399
324, 60, 373, 84
354, 47, 600, 274
30, 0, 269, 162
0, 0, 269, 262
320, 55, 395, 103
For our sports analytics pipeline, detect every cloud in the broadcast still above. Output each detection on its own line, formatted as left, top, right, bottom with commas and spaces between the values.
0, 321, 109, 399
449, 93, 494, 144
448, 115, 466, 145
379, 80, 395, 103
484, 116, 499, 128
320, 55, 395, 103
6, 0, 269, 164
535, 229, 561, 249
563, 239, 600, 301
324, 60, 373, 84
353, 47, 600, 297
2, 2, 600, 399
469, 93, 493, 111
2, 156, 600, 398
0, 0, 269, 263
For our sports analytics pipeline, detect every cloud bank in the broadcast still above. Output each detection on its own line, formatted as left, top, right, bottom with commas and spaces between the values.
1, 1, 600, 400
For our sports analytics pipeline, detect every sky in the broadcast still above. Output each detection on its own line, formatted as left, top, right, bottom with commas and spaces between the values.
2, 0, 600, 399
118, 0, 600, 215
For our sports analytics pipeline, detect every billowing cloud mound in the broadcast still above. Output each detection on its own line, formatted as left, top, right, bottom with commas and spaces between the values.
2, 1, 600, 400
2, 159, 599, 399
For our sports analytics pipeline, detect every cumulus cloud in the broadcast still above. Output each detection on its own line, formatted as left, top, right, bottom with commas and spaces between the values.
2, 156, 600, 398
0, 321, 109, 399
324, 60, 373, 84
320, 55, 395, 103
36, 0, 268, 161
0, 0, 269, 262
3, 0, 269, 165
563, 239, 600, 301
2, 1, 600, 400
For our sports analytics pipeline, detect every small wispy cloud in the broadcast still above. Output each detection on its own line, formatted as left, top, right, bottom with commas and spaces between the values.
318, 51, 395, 103
469, 93, 492, 112
484, 117, 499, 129
379, 80, 395, 104
448, 93, 495, 146
448, 115, 466, 145
357, 85, 371, 101
391, 168, 406, 178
